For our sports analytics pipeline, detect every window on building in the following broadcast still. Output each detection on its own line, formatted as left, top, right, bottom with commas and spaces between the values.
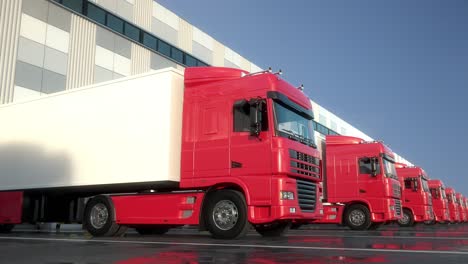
124, 23, 140, 42
185, 54, 197, 67
86, 3, 106, 24
158, 40, 171, 57
359, 157, 380, 175
171, 47, 183, 64
61, 0, 83, 13
142, 33, 157, 50
107, 13, 124, 34
233, 100, 268, 132
197, 61, 208, 67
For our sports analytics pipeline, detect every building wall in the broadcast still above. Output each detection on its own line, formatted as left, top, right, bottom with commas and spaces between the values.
5, 0, 263, 104
0, 0, 412, 165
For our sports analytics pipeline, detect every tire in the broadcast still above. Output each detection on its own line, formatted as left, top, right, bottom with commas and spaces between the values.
0, 224, 14, 233
204, 190, 249, 239
135, 226, 170, 235
83, 195, 121, 237
368, 222, 382, 230
397, 208, 415, 227
424, 220, 436, 225
254, 222, 290, 237
344, 204, 372, 230
114, 226, 128, 237
290, 223, 302, 230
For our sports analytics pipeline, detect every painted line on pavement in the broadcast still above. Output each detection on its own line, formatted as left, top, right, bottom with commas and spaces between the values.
1, 236, 468, 255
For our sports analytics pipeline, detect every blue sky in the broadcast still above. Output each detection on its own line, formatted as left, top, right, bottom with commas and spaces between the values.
157, 0, 468, 194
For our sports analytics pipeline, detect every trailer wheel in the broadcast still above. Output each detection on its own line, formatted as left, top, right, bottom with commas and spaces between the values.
344, 204, 372, 230
135, 226, 170, 235
397, 208, 415, 227
0, 224, 14, 233
204, 190, 249, 239
83, 196, 121, 236
254, 222, 290, 237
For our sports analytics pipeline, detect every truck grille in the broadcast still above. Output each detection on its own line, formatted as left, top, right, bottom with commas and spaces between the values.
296, 179, 317, 213
395, 199, 402, 216
393, 183, 401, 198
289, 149, 320, 179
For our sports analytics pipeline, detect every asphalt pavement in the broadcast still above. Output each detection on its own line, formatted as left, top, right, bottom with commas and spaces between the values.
1, 224, 468, 263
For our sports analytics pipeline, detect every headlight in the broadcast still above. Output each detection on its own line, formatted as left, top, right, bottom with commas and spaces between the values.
280, 191, 295, 200
389, 205, 395, 211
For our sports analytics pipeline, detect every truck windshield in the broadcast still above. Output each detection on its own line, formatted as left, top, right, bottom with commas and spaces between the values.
273, 101, 315, 147
382, 158, 398, 180
421, 177, 430, 192
441, 187, 447, 199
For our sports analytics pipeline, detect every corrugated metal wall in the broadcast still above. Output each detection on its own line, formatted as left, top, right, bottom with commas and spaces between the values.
66, 14, 97, 90
178, 19, 193, 53
131, 43, 150, 74
0, 0, 22, 104
133, 0, 151, 31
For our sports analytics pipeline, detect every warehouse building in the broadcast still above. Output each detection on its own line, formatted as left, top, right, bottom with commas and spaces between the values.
0, 0, 411, 164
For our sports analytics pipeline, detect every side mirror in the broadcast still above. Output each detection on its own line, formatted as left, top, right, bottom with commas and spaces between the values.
249, 99, 261, 136
413, 179, 419, 192
370, 157, 378, 177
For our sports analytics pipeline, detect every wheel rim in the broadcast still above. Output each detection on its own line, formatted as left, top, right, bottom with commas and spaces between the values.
89, 203, 109, 229
399, 212, 410, 225
212, 200, 239, 231
349, 209, 366, 226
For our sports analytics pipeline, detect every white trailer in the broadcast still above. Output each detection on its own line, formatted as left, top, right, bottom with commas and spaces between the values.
0, 68, 184, 192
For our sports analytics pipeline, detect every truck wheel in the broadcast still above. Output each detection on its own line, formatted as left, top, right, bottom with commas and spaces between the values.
290, 223, 303, 230
204, 190, 249, 239
368, 222, 382, 230
135, 226, 170, 235
83, 196, 121, 236
397, 208, 415, 227
344, 204, 372, 230
254, 222, 290, 237
0, 224, 14, 233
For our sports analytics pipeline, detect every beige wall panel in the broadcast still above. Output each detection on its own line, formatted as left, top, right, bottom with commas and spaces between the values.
241, 57, 251, 73
133, 0, 151, 31
0, 0, 22, 104
178, 19, 192, 53
66, 15, 96, 89
131, 43, 150, 75
212, 41, 225, 67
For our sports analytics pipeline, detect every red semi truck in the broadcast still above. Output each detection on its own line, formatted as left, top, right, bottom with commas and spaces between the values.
445, 188, 460, 223
428, 179, 451, 223
312, 135, 402, 230
0, 67, 323, 238
463, 197, 468, 221
456, 193, 467, 223
395, 163, 434, 227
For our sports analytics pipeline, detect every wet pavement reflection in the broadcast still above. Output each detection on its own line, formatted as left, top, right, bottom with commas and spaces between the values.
0, 224, 468, 263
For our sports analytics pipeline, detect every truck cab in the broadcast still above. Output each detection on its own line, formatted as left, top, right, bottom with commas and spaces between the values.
445, 187, 460, 223
180, 67, 324, 235
428, 179, 451, 223
317, 135, 402, 230
455, 193, 467, 223
395, 164, 434, 227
